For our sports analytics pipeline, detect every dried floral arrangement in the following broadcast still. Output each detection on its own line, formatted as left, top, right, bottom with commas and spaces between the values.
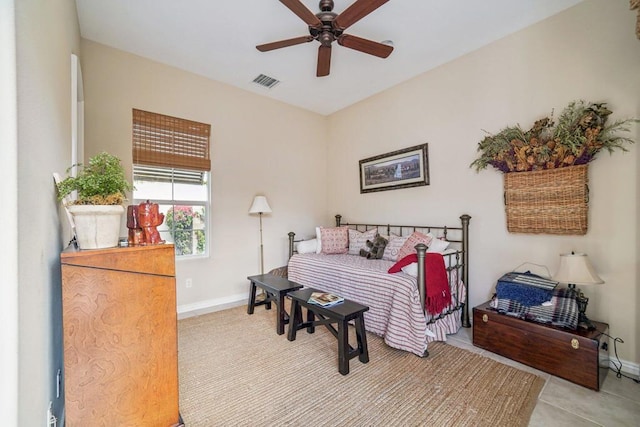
470, 100, 638, 173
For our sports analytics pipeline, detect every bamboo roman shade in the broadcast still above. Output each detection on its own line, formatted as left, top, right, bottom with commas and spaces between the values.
132, 109, 211, 172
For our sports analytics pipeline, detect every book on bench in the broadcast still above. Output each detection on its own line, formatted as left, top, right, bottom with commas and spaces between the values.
308, 292, 344, 307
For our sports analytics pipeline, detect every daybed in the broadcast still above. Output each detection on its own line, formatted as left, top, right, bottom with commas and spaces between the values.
286, 214, 471, 357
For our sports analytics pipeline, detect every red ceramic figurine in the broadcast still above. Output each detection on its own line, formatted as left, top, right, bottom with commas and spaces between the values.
137, 200, 165, 245
126, 205, 144, 245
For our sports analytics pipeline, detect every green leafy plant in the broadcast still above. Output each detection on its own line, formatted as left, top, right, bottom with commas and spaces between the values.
470, 101, 638, 173
57, 152, 133, 205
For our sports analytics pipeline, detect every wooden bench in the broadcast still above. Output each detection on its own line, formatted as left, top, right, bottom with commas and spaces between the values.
287, 288, 369, 375
247, 274, 303, 335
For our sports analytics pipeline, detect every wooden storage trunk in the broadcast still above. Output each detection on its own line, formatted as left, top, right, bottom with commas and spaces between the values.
473, 302, 608, 391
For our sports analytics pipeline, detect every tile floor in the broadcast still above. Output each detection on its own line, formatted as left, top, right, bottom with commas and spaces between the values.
446, 327, 640, 427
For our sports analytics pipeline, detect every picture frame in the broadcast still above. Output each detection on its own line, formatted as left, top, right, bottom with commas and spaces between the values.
359, 144, 429, 193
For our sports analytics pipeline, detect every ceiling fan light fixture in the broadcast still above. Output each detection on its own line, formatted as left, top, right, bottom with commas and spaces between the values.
319, 32, 334, 46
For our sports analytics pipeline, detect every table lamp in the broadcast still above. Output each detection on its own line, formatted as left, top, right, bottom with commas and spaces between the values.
552, 252, 604, 330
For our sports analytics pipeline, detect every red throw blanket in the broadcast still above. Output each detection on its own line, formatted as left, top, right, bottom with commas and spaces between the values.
388, 253, 451, 315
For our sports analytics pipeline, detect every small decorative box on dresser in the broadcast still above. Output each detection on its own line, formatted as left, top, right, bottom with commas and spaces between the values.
60, 244, 183, 426
473, 301, 609, 391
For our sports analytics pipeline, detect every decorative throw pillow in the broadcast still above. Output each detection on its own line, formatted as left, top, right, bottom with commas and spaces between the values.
401, 262, 418, 277
348, 229, 377, 255
388, 253, 419, 273
382, 234, 409, 261
319, 226, 349, 254
396, 231, 433, 261
376, 228, 390, 240
427, 235, 450, 253
297, 239, 318, 254
315, 226, 322, 253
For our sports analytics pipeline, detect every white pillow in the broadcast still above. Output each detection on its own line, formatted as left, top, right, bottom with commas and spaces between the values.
427, 235, 450, 253
348, 229, 377, 255
297, 239, 317, 254
401, 262, 418, 277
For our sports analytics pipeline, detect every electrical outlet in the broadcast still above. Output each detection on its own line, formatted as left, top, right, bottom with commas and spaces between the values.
186, 278, 192, 288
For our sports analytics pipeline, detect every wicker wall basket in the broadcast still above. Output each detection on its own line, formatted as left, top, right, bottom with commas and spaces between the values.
504, 164, 588, 235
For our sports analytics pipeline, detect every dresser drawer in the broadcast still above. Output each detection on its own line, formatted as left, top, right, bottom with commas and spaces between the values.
473, 302, 609, 390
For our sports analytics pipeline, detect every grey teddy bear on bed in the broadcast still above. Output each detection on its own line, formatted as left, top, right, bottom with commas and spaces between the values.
359, 235, 388, 259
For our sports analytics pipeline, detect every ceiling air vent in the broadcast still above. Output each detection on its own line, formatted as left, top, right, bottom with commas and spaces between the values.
252, 74, 280, 89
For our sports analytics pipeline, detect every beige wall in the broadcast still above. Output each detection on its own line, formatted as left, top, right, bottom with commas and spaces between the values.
327, 0, 640, 364
81, 40, 328, 309
1, 0, 18, 424
15, 0, 81, 424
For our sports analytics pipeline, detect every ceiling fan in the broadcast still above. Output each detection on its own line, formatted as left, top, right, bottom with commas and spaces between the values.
256, 0, 394, 77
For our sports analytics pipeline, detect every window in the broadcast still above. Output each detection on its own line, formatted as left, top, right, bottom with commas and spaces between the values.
132, 109, 211, 257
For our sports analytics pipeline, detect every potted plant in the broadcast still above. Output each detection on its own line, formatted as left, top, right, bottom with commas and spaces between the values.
57, 152, 133, 249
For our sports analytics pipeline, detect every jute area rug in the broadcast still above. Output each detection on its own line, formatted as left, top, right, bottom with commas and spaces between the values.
178, 305, 544, 427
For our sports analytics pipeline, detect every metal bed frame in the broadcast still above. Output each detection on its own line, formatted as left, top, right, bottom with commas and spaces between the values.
288, 214, 471, 328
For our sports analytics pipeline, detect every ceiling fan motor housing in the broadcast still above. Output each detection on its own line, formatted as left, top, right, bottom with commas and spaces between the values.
319, 0, 334, 13
310, 0, 342, 45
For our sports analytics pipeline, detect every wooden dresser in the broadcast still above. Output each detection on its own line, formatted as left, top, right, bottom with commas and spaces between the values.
61, 244, 183, 426
473, 301, 609, 391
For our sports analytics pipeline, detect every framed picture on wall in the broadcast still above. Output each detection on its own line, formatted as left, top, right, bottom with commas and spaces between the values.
359, 144, 429, 193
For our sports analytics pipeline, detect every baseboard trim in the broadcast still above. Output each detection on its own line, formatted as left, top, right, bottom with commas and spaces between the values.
177, 293, 247, 319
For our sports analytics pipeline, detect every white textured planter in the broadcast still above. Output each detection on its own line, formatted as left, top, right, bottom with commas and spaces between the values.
67, 205, 125, 249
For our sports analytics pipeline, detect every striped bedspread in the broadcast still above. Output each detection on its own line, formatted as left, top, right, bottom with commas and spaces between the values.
287, 253, 464, 356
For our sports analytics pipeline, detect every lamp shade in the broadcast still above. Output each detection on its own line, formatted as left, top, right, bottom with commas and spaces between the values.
552, 253, 604, 285
249, 196, 272, 214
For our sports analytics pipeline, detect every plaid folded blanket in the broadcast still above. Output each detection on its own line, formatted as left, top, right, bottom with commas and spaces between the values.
490, 287, 578, 329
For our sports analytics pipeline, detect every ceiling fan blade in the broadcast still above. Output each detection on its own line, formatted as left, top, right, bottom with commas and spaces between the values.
317, 45, 331, 77
280, 0, 322, 28
338, 34, 393, 58
333, 0, 389, 30
256, 35, 314, 52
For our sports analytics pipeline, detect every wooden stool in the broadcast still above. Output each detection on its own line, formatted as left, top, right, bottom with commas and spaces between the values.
247, 274, 303, 335
287, 288, 369, 375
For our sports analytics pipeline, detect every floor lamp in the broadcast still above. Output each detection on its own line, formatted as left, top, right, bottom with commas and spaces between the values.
249, 195, 272, 277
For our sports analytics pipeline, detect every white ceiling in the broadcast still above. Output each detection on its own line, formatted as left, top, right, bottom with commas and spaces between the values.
75, 0, 582, 116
